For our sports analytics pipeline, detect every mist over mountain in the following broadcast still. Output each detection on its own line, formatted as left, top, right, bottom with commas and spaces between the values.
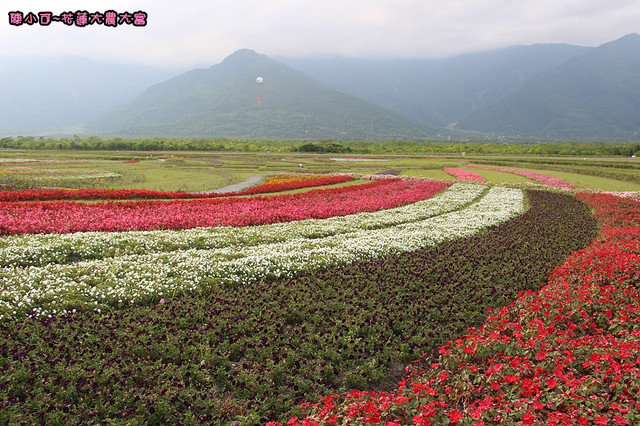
279, 34, 639, 140
458, 33, 640, 140
0, 56, 176, 135
89, 49, 437, 139
278, 43, 590, 128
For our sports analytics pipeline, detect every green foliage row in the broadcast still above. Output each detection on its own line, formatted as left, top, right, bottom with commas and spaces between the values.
0, 190, 598, 424
2, 136, 640, 157
294, 143, 352, 153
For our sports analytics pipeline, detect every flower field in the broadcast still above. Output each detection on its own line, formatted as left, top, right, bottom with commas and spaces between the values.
287, 192, 640, 425
0, 173, 606, 424
1, 182, 524, 321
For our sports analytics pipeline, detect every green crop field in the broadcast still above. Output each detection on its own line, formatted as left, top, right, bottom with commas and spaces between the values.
2, 149, 640, 191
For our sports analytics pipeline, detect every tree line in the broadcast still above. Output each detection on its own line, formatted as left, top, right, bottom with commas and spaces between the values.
1, 136, 640, 157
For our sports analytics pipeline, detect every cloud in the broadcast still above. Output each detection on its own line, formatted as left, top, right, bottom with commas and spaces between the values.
2, 0, 639, 68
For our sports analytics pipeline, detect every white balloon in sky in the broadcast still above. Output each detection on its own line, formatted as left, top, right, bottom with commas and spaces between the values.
256, 76, 263, 84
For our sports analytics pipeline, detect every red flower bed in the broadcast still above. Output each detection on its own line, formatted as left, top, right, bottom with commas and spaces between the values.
443, 167, 487, 183
0, 175, 354, 202
0, 179, 449, 235
237, 175, 354, 195
282, 193, 640, 425
0, 187, 197, 202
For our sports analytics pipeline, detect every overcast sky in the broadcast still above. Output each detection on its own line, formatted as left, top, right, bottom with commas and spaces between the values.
2, 0, 639, 70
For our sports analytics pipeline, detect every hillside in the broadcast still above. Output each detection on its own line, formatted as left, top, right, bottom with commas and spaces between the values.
89, 50, 437, 139
458, 33, 640, 140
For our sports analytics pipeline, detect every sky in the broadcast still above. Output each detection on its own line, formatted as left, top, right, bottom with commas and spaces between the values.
2, 0, 639, 70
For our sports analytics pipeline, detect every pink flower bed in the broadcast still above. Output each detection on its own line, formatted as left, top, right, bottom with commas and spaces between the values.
280, 193, 640, 425
468, 165, 577, 189
0, 179, 450, 235
443, 167, 487, 182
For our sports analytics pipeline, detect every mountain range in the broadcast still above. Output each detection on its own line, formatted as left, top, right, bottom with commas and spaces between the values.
89, 50, 435, 140
279, 33, 639, 140
1, 33, 638, 140
458, 34, 640, 139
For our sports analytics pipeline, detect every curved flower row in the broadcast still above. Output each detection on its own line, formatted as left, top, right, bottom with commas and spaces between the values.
443, 167, 487, 182
287, 192, 639, 426
0, 187, 202, 202
0, 179, 445, 235
236, 175, 354, 195
0, 185, 524, 321
468, 164, 577, 189
0, 175, 354, 202
261, 174, 337, 185
0, 183, 483, 268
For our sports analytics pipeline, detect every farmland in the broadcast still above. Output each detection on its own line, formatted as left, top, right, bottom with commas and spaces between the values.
1, 148, 639, 424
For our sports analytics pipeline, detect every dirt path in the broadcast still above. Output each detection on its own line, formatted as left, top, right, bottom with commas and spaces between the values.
197, 175, 265, 194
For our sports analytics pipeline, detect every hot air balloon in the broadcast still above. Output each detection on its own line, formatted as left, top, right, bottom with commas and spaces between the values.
256, 77, 264, 105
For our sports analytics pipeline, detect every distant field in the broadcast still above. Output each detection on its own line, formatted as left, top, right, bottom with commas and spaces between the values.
2, 150, 640, 191
503, 167, 640, 191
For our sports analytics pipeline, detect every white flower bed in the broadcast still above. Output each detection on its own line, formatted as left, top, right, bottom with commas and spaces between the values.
0, 184, 524, 319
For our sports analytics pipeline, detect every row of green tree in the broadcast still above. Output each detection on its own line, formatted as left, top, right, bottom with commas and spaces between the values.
2, 136, 640, 157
